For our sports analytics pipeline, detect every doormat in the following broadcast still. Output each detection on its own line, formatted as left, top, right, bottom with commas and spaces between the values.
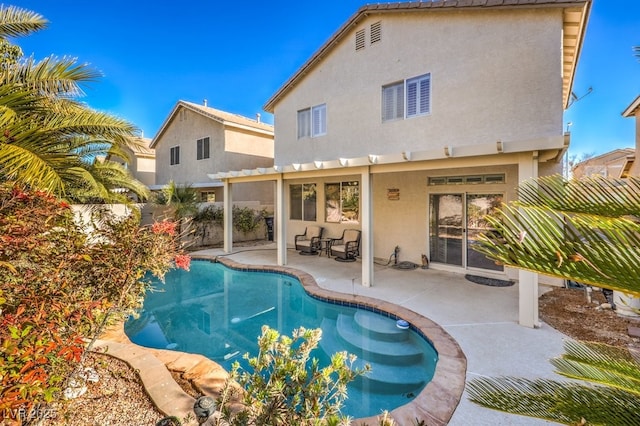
465, 274, 514, 287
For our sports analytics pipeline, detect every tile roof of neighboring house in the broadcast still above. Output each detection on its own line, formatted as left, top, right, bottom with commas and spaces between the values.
622, 95, 640, 118
263, 0, 591, 112
130, 137, 154, 157
151, 101, 274, 148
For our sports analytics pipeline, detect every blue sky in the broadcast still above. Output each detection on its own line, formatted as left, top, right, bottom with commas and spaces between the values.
12, 0, 640, 158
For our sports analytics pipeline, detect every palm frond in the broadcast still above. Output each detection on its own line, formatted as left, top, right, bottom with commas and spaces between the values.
551, 341, 640, 395
518, 175, 640, 218
475, 204, 640, 296
467, 375, 640, 425
0, 5, 47, 39
8, 55, 101, 97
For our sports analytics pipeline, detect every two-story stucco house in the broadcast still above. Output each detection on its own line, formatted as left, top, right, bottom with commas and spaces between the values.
210, 0, 591, 327
151, 100, 275, 204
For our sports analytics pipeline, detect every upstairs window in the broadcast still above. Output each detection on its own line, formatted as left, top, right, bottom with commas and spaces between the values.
382, 73, 431, 122
297, 104, 327, 139
170, 146, 180, 165
382, 82, 404, 121
197, 137, 210, 160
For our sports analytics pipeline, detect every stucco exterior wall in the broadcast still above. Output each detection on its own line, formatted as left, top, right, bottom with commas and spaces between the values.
154, 108, 273, 186
372, 164, 519, 266
272, 8, 564, 165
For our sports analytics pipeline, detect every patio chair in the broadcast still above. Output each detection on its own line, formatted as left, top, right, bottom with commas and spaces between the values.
329, 229, 361, 261
295, 225, 323, 254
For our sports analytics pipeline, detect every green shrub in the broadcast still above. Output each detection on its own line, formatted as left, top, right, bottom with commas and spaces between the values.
0, 185, 188, 420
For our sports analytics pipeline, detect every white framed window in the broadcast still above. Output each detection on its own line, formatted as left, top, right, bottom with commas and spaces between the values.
197, 137, 210, 160
170, 146, 180, 165
382, 73, 431, 122
382, 82, 404, 121
297, 104, 326, 139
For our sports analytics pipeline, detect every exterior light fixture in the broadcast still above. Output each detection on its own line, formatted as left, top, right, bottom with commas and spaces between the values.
292, 163, 302, 171
368, 154, 378, 164
257, 167, 266, 174
339, 158, 349, 167
496, 140, 503, 153
444, 147, 451, 157
314, 160, 323, 169
273, 165, 282, 172
402, 151, 412, 161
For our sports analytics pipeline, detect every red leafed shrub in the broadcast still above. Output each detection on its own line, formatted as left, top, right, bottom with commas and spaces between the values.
0, 185, 189, 421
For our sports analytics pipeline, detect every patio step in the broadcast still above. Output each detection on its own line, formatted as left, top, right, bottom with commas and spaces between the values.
334, 314, 423, 365
319, 318, 428, 394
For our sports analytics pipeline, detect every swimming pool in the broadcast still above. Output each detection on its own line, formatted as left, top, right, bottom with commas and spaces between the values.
125, 259, 438, 419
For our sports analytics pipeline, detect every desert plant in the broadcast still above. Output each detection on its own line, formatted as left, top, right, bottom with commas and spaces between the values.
215, 326, 370, 425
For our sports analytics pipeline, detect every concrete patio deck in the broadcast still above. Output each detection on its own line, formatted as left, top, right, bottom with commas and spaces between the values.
192, 244, 566, 425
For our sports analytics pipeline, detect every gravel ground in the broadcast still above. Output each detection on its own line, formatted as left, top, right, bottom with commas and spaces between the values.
41, 352, 166, 426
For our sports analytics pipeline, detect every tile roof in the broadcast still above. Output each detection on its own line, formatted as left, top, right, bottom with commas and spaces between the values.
263, 0, 591, 112
151, 101, 273, 148
181, 101, 274, 133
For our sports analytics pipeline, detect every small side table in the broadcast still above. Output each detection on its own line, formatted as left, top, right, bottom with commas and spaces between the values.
318, 238, 332, 257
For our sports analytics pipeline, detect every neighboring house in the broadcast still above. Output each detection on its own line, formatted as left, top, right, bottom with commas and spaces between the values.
210, 0, 591, 328
572, 148, 635, 179
108, 136, 156, 187
622, 94, 640, 176
150, 100, 274, 204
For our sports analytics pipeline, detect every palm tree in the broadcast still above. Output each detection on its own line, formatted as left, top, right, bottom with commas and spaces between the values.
467, 174, 640, 424
155, 180, 198, 237
0, 5, 148, 202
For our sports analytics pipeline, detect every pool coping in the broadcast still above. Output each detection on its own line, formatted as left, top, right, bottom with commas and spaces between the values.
96, 255, 467, 425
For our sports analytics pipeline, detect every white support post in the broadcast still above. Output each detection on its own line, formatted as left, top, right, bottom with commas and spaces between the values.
276, 174, 287, 266
223, 179, 233, 254
361, 168, 373, 287
518, 152, 540, 328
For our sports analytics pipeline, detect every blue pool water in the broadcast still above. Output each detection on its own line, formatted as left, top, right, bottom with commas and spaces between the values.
125, 260, 438, 419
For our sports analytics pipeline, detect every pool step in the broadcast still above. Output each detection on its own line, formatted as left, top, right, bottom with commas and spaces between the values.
319, 318, 428, 394
353, 310, 409, 342
335, 314, 423, 365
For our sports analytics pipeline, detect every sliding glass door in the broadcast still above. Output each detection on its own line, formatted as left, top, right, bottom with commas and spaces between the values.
429, 193, 503, 271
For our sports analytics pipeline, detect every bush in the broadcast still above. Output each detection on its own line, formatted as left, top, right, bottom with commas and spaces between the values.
216, 326, 369, 425
0, 185, 189, 420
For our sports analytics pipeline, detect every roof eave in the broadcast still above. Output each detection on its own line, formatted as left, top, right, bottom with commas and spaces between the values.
622, 95, 640, 118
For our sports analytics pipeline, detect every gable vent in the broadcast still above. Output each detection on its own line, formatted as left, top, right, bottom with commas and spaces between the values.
370, 21, 382, 44
355, 28, 365, 51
